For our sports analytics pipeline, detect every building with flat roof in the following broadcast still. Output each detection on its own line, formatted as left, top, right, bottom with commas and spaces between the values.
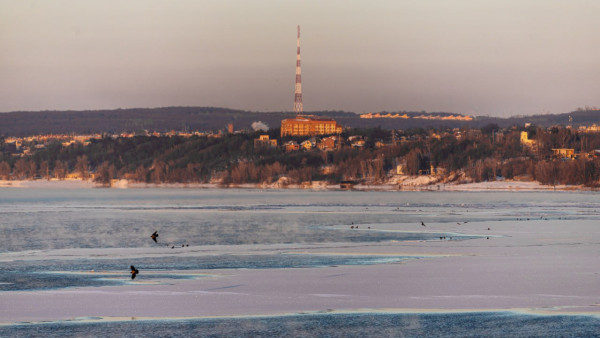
552, 148, 575, 159
281, 116, 342, 137
254, 134, 278, 148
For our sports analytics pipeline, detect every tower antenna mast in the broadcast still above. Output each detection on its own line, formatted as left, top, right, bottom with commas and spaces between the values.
293, 25, 303, 115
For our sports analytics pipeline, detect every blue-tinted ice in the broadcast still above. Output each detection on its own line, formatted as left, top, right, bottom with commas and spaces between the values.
2, 188, 600, 335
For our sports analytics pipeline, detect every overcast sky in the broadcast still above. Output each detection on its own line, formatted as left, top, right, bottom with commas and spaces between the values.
1, 0, 599, 117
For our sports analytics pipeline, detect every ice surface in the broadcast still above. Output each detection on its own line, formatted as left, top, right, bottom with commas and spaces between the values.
1, 188, 599, 335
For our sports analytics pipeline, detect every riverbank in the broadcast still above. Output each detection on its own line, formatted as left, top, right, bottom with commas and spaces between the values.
0, 178, 587, 191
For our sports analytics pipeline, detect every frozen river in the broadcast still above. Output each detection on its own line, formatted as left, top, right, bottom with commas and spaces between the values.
0, 188, 599, 336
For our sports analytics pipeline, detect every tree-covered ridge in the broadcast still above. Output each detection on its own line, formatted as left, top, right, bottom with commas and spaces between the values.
1, 106, 599, 137
3, 124, 600, 188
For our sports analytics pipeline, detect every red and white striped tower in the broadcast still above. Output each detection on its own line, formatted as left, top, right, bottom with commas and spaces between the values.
293, 25, 303, 115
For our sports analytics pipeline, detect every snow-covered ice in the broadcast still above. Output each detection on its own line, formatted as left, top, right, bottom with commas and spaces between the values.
0, 188, 599, 335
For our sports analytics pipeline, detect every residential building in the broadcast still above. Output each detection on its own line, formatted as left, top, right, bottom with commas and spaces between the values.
578, 124, 600, 133
280, 116, 342, 137
254, 135, 278, 148
520, 131, 536, 148
284, 141, 300, 152
349, 136, 365, 148
301, 138, 317, 150
318, 136, 337, 150
552, 148, 575, 159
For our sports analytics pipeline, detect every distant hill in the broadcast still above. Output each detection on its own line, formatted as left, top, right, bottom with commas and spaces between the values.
1, 107, 599, 137
0, 107, 293, 137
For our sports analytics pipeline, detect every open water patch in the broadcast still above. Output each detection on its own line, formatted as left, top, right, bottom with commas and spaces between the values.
0, 254, 415, 291
1, 312, 599, 337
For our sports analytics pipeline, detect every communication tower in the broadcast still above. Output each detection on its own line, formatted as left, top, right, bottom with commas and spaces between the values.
293, 25, 303, 115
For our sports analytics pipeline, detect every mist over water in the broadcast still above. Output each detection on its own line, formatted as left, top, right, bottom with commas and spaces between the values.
2, 189, 597, 252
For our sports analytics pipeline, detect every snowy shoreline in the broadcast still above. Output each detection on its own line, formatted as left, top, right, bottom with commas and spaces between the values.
0, 178, 590, 192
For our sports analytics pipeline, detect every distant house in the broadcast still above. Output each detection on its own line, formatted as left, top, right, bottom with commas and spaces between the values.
254, 134, 278, 148
579, 124, 600, 133
352, 140, 365, 148
552, 148, 575, 159
318, 136, 337, 150
520, 131, 537, 149
428, 133, 441, 140
348, 136, 365, 148
284, 140, 300, 152
301, 138, 317, 150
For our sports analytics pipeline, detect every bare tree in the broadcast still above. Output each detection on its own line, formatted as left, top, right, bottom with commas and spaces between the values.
94, 161, 113, 187
230, 161, 249, 184
54, 160, 67, 180
0, 161, 10, 180
40, 160, 50, 180
13, 159, 30, 179
134, 165, 148, 182
405, 148, 423, 175
75, 155, 89, 180
150, 160, 167, 183
28, 160, 38, 179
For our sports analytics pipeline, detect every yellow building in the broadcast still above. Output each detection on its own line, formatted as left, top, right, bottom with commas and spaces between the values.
520, 131, 536, 148
281, 116, 342, 137
552, 148, 575, 159
254, 135, 278, 148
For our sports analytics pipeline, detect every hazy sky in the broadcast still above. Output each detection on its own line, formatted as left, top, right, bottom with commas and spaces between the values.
1, 0, 599, 116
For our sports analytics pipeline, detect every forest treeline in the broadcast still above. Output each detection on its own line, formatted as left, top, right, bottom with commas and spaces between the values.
1, 106, 599, 137
3, 124, 600, 187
